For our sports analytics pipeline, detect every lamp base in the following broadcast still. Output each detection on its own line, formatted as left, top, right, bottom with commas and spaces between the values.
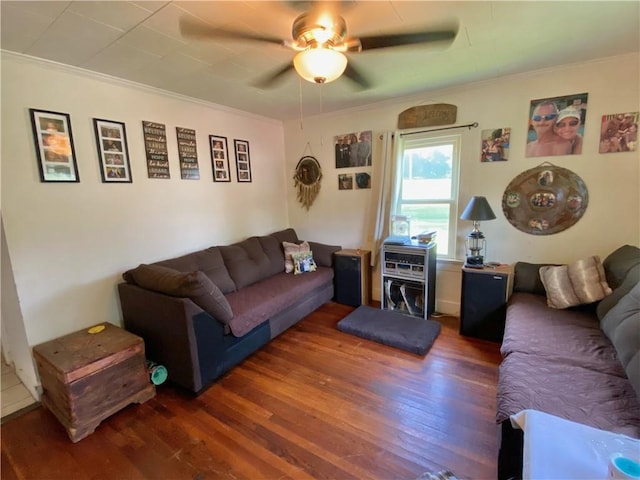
464, 255, 484, 269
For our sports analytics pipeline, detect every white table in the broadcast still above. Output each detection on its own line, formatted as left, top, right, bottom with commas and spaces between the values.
510, 409, 640, 479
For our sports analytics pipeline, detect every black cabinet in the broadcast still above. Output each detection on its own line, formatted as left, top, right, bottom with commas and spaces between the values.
334, 249, 371, 307
460, 265, 512, 342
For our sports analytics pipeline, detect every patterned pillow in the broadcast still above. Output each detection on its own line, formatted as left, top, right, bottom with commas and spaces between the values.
292, 251, 317, 275
539, 256, 612, 309
283, 241, 310, 273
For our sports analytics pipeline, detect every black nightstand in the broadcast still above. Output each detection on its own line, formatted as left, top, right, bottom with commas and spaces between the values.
460, 265, 512, 342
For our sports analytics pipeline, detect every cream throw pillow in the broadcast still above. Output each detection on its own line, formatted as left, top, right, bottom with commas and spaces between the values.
539, 256, 612, 309
283, 241, 310, 273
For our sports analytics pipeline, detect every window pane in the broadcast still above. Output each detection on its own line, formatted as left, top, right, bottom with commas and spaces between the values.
400, 204, 450, 256
402, 145, 453, 200
400, 178, 453, 201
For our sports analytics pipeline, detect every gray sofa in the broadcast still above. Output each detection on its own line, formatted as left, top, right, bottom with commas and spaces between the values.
118, 228, 341, 393
496, 245, 640, 479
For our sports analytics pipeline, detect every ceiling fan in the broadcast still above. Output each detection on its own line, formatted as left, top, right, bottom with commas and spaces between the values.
179, 6, 458, 90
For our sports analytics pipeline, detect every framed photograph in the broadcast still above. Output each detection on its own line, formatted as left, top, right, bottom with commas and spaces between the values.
93, 118, 132, 183
355, 172, 371, 189
234, 139, 252, 183
142, 121, 170, 179
338, 173, 353, 190
599, 112, 638, 153
210, 135, 230, 182
29, 108, 79, 182
481, 128, 510, 162
525, 93, 588, 157
176, 127, 200, 180
334, 130, 372, 168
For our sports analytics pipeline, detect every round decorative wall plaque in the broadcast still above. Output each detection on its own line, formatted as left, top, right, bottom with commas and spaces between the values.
293, 156, 322, 210
502, 164, 588, 235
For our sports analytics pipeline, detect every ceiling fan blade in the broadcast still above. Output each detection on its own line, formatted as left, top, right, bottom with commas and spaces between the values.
253, 63, 295, 89
343, 62, 371, 90
352, 28, 458, 51
179, 17, 288, 46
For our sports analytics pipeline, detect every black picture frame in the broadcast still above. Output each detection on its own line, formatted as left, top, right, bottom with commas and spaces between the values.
210, 135, 231, 182
29, 108, 80, 182
234, 139, 252, 183
176, 127, 200, 180
93, 118, 132, 183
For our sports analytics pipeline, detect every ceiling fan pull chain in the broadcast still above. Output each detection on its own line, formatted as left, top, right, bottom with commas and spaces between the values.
299, 76, 305, 130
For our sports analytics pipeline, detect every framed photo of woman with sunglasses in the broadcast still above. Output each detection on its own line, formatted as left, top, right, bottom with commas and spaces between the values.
525, 92, 588, 157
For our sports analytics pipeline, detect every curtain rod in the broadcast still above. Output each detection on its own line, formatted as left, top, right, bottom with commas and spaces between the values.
400, 122, 479, 136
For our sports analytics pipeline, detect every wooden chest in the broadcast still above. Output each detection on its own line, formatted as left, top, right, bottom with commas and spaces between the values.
33, 323, 155, 442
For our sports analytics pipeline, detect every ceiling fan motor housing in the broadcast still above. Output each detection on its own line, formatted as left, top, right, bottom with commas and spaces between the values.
292, 12, 347, 48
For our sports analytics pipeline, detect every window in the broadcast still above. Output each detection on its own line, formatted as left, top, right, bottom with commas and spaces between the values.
393, 133, 461, 258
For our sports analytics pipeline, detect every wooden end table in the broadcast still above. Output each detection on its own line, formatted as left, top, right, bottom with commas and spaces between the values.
33, 323, 155, 442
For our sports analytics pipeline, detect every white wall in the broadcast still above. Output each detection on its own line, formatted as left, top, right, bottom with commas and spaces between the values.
283, 54, 640, 311
1, 53, 287, 395
2, 51, 639, 397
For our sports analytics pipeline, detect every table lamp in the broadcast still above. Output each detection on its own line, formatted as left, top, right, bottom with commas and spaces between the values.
460, 196, 496, 268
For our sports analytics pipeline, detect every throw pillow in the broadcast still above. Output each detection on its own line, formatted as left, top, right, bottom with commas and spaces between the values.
292, 251, 317, 275
125, 264, 233, 324
283, 241, 310, 273
539, 256, 612, 309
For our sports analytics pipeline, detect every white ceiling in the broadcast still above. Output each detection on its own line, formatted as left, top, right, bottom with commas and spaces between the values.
2, 1, 639, 121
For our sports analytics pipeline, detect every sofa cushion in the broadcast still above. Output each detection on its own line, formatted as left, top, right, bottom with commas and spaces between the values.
513, 262, 559, 295
601, 283, 640, 370
597, 263, 640, 320
539, 256, 612, 309
283, 241, 310, 273
225, 267, 334, 337
257, 234, 286, 276
154, 247, 236, 294
306, 241, 341, 268
292, 251, 317, 274
497, 351, 640, 437
626, 351, 640, 401
502, 293, 625, 377
219, 237, 272, 289
123, 264, 233, 324
270, 228, 299, 245
603, 245, 640, 290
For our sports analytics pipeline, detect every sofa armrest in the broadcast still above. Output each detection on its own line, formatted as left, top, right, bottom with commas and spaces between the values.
306, 241, 342, 267
118, 283, 206, 392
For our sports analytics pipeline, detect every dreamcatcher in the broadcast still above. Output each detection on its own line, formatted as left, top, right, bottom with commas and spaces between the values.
293, 155, 322, 210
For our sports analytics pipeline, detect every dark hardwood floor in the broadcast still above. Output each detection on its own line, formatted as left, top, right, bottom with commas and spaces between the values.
1, 302, 503, 480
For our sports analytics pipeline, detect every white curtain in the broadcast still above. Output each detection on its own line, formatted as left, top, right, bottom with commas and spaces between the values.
366, 131, 403, 266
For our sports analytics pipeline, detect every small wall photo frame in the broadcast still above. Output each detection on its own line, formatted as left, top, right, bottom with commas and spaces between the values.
481, 128, 510, 162
234, 139, 252, 183
338, 173, 353, 190
355, 172, 371, 189
210, 135, 230, 182
29, 108, 79, 182
93, 118, 132, 183
599, 112, 638, 153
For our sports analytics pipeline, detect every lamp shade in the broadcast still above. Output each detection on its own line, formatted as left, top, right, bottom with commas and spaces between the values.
293, 47, 347, 84
460, 196, 496, 221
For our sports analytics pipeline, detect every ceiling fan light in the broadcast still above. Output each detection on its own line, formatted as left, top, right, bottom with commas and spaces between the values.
293, 48, 347, 84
